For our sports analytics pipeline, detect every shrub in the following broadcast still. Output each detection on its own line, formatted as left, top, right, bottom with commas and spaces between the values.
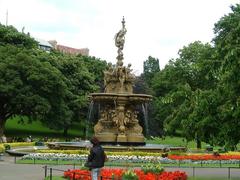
35, 141, 44, 146
141, 163, 164, 174
37, 149, 88, 154
4, 144, 11, 150
0, 144, 5, 152
122, 170, 138, 180
4, 142, 35, 147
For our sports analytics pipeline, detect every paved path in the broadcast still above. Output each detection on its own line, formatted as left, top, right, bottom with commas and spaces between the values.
0, 154, 73, 180
0, 153, 240, 179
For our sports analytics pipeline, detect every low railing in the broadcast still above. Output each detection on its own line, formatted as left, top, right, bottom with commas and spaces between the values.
43, 166, 115, 180
42, 165, 240, 180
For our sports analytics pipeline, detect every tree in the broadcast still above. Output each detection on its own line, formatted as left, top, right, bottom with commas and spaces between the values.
212, 4, 240, 150
0, 24, 108, 139
45, 53, 98, 136
151, 41, 218, 148
78, 55, 108, 92
0, 24, 37, 48
0, 45, 72, 140
143, 56, 160, 85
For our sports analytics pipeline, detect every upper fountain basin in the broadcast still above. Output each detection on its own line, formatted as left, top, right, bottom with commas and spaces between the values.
90, 93, 152, 103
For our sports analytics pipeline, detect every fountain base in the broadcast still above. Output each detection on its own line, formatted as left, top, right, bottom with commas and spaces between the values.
95, 132, 145, 145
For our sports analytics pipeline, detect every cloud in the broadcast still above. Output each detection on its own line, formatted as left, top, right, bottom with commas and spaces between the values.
0, 0, 238, 74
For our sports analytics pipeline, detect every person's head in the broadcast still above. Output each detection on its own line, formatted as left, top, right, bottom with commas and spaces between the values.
90, 136, 100, 146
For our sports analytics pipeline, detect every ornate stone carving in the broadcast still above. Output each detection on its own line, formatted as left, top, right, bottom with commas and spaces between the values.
91, 18, 152, 144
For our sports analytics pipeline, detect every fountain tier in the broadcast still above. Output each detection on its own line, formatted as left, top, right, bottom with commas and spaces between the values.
91, 93, 152, 145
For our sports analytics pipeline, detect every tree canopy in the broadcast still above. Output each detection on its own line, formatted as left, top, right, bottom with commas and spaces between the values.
149, 4, 240, 149
0, 24, 107, 139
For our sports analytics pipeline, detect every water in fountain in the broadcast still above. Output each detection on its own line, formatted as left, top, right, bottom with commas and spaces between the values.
86, 100, 94, 139
142, 103, 149, 137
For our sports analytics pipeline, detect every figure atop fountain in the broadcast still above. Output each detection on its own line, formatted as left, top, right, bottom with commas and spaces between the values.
115, 16, 127, 66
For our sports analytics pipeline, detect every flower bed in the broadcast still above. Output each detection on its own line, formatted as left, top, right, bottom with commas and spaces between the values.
21, 152, 240, 166
169, 154, 240, 161
64, 168, 187, 180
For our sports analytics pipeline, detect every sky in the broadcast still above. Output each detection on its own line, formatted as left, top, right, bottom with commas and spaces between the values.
0, 0, 238, 74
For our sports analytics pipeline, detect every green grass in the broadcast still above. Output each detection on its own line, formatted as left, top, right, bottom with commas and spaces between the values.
4, 116, 240, 151
146, 136, 208, 149
5, 116, 86, 138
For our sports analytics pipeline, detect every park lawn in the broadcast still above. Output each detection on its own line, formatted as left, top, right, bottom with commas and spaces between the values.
146, 136, 208, 149
4, 116, 240, 150
5, 116, 85, 138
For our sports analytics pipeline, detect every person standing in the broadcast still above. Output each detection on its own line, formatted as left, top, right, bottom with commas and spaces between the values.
86, 136, 105, 180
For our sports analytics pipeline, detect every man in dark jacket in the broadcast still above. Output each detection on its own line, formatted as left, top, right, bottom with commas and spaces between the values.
86, 136, 105, 180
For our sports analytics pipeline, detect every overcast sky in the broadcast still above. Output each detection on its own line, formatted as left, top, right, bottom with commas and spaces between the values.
0, 0, 238, 74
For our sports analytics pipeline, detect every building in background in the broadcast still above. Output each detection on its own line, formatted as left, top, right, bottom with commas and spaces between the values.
35, 38, 53, 52
34, 38, 89, 56
48, 40, 89, 56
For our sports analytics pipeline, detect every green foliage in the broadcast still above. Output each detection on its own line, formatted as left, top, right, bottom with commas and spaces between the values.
150, 4, 240, 150
0, 144, 5, 152
151, 41, 217, 145
143, 56, 160, 85
37, 149, 88, 154
212, 4, 240, 150
0, 24, 106, 137
122, 170, 138, 180
0, 24, 37, 48
141, 163, 164, 174
3, 144, 11, 150
35, 141, 45, 146
0, 45, 72, 135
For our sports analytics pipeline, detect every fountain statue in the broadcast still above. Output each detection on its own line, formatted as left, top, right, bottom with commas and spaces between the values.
90, 17, 152, 145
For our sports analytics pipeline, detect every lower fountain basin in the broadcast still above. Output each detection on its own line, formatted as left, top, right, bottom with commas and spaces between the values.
47, 141, 186, 152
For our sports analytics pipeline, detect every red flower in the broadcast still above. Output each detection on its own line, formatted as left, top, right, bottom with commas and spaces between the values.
64, 168, 187, 180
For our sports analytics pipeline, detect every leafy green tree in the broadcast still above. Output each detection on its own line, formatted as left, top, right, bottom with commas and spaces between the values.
78, 55, 108, 91
0, 45, 72, 139
143, 56, 160, 85
213, 4, 240, 150
0, 24, 107, 139
46, 53, 98, 136
133, 74, 153, 94
0, 24, 37, 48
151, 41, 217, 148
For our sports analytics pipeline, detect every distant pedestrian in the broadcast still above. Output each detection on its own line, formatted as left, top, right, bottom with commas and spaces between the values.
85, 136, 106, 180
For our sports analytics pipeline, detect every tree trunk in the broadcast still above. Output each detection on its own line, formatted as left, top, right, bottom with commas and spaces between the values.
196, 138, 202, 149
63, 127, 69, 137
0, 118, 7, 143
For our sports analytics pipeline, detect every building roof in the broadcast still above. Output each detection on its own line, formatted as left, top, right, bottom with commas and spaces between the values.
35, 38, 52, 48
57, 44, 89, 56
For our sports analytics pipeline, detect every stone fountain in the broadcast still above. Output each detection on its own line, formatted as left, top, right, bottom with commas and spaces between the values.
90, 17, 152, 145
46, 18, 186, 152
